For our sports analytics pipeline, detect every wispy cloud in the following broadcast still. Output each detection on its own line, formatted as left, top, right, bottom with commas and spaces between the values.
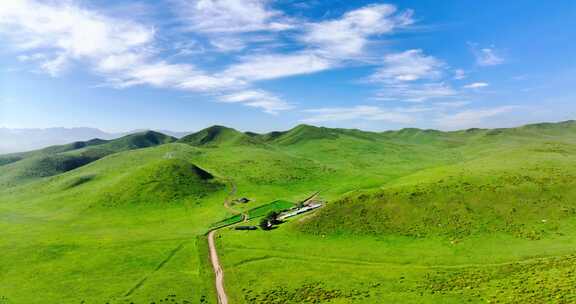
209, 36, 248, 52
302, 4, 413, 58
301, 105, 417, 124
374, 82, 457, 102
453, 69, 466, 80
221, 4, 414, 82
463, 82, 489, 89
470, 44, 505, 66
218, 90, 292, 114
175, 0, 294, 34
223, 52, 334, 81
434, 101, 470, 108
369, 49, 459, 102
301, 102, 522, 130
436, 106, 518, 129
371, 49, 444, 82
173, 0, 295, 55
0, 0, 292, 114
0, 0, 155, 76
0, 1, 423, 115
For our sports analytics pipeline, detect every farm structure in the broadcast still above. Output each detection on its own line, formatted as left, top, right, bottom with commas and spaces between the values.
234, 226, 258, 231
278, 203, 322, 220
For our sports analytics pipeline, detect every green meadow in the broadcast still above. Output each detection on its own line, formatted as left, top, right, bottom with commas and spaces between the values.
2, 121, 576, 303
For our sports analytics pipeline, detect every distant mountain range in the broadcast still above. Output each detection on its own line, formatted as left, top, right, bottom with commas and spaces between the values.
0, 127, 191, 153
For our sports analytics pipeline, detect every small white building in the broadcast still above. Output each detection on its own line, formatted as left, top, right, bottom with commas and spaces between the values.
279, 203, 322, 220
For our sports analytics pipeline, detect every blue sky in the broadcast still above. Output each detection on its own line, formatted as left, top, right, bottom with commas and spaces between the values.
0, 0, 575, 132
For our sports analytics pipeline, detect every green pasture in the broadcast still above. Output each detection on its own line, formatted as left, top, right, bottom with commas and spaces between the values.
1, 121, 576, 303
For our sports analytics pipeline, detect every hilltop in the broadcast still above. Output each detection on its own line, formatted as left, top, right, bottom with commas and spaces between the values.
2, 120, 576, 303
96, 158, 223, 207
179, 125, 259, 147
0, 130, 176, 187
0, 127, 192, 154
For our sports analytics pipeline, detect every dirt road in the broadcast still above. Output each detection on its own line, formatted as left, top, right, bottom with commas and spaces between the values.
208, 185, 318, 303
208, 179, 241, 304
208, 230, 228, 304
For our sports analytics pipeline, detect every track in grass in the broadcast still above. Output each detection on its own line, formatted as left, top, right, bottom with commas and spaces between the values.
123, 242, 186, 297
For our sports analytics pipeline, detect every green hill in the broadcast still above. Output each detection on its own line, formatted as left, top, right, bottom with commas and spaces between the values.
0, 131, 176, 187
297, 142, 576, 239
0, 138, 107, 166
261, 124, 342, 145
2, 120, 576, 304
179, 125, 259, 147
96, 158, 223, 207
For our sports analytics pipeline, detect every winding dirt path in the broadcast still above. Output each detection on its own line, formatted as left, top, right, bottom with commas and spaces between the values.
208, 179, 243, 304
208, 185, 319, 303
208, 230, 228, 304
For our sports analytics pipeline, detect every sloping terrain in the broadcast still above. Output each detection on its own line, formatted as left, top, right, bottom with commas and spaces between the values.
96, 158, 223, 207
179, 125, 259, 147
298, 142, 576, 239
0, 131, 176, 187
0, 138, 107, 166
1, 120, 576, 303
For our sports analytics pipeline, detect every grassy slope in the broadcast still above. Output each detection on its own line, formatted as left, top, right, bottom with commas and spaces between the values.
0, 131, 176, 187
1, 121, 576, 303
0, 144, 227, 304
178, 125, 259, 147
215, 122, 576, 304
298, 143, 576, 239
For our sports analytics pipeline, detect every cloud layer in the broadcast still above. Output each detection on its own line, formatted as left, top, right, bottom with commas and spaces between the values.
0, 0, 517, 129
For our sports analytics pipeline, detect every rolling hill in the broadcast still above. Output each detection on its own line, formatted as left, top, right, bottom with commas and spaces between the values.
298, 142, 576, 239
1, 120, 576, 304
179, 125, 259, 147
96, 158, 223, 207
0, 131, 176, 187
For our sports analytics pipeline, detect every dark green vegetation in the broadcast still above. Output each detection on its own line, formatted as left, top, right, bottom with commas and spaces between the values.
210, 200, 294, 229
246, 200, 293, 219
2, 121, 576, 303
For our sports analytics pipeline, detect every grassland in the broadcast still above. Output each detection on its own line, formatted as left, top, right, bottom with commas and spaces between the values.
1, 121, 576, 303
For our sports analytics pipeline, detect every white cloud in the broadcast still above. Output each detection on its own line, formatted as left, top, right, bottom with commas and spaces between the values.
470, 45, 504, 66
371, 49, 444, 82
224, 52, 334, 81
40, 53, 68, 76
375, 82, 458, 102
0, 0, 155, 75
454, 69, 466, 80
172, 41, 205, 57
209, 36, 247, 52
176, 0, 293, 33
437, 106, 518, 129
434, 101, 470, 108
0, 1, 429, 116
219, 90, 292, 114
0, 0, 289, 114
220, 4, 414, 84
98, 59, 245, 92
463, 82, 489, 89
369, 49, 458, 102
302, 105, 416, 123
302, 4, 413, 58
17, 53, 47, 62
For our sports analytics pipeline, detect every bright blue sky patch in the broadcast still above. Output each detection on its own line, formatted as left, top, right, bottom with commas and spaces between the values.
0, 0, 574, 132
